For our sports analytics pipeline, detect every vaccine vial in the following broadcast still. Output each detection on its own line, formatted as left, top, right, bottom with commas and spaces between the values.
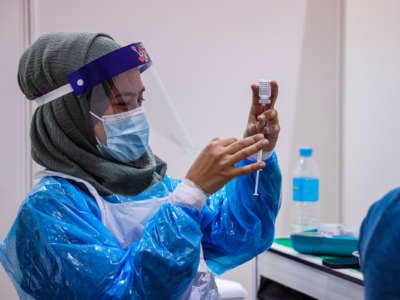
258, 79, 271, 105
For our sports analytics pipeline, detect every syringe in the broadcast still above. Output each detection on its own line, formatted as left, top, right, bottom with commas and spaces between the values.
253, 79, 271, 196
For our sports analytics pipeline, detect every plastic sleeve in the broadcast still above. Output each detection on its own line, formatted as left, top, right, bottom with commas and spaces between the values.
200, 152, 282, 274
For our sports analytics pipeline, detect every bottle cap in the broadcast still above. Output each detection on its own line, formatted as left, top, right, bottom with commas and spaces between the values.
300, 147, 313, 157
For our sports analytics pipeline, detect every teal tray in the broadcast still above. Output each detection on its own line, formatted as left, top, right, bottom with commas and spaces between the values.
290, 232, 358, 256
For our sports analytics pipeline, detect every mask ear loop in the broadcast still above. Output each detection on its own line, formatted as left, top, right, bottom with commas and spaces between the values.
89, 111, 103, 122
88, 111, 107, 146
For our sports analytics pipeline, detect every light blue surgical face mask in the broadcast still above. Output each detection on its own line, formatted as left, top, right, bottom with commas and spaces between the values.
90, 107, 150, 163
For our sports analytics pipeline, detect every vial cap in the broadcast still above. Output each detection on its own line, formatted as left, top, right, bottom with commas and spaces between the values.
300, 147, 313, 157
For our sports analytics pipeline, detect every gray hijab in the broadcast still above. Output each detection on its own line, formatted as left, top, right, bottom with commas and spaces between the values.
18, 32, 167, 196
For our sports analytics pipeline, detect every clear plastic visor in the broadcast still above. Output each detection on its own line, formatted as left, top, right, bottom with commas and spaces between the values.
86, 66, 194, 171
33, 41, 194, 172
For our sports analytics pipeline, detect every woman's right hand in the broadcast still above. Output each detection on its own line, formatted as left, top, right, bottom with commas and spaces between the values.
185, 133, 269, 194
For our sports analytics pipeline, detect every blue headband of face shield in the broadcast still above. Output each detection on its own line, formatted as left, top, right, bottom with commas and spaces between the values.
34, 42, 152, 105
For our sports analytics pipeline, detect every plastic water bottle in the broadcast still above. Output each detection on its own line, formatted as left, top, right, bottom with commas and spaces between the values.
291, 147, 320, 233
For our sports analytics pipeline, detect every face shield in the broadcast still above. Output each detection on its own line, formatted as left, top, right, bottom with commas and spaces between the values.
34, 42, 193, 168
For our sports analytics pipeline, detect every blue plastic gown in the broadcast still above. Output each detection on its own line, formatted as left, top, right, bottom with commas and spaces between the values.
358, 187, 400, 300
0, 153, 281, 299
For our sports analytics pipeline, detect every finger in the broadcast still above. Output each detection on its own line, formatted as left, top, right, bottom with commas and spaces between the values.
217, 137, 238, 147
251, 84, 267, 108
225, 134, 264, 154
231, 161, 266, 177
251, 84, 260, 106
227, 138, 269, 164
263, 123, 280, 137
269, 81, 279, 108
257, 109, 279, 128
208, 137, 237, 147
264, 109, 278, 123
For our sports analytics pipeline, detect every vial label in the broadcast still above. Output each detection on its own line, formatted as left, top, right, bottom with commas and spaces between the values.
293, 177, 319, 202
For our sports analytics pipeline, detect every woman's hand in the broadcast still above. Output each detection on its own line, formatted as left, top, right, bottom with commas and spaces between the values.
244, 81, 280, 152
185, 134, 268, 194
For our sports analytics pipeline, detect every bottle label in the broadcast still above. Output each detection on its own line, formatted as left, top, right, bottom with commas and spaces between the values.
293, 177, 319, 202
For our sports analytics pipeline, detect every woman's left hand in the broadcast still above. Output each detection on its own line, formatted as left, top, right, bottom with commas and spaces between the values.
243, 80, 280, 152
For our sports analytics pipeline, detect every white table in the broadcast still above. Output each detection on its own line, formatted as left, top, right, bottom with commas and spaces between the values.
255, 242, 364, 300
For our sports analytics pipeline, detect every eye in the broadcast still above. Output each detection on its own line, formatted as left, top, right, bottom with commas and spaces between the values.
116, 102, 129, 107
138, 96, 146, 106
137, 89, 146, 106
114, 94, 136, 107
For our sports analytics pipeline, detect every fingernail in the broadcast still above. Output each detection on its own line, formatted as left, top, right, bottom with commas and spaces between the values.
261, 120, 267, 127
254, 134, 263, 140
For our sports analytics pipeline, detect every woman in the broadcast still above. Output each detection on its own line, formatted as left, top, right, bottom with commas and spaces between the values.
0, 32, 281, 299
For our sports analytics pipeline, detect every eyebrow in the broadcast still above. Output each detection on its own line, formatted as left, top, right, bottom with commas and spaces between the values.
115, 87, 145, 99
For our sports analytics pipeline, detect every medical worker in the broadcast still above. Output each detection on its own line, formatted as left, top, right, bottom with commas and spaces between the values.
358, 188, 400, 299
0, 32, 281, 299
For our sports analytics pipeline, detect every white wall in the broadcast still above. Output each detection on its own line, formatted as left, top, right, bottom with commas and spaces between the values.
0, 0, 342, 299
343, 0, 400, 228
0, 1, 30, 299
280, 0, 342, 233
